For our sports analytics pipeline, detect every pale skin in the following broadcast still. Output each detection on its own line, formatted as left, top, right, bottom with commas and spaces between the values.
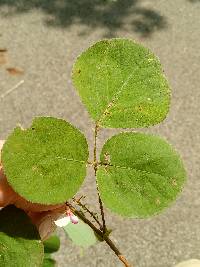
0, 140, 66, 240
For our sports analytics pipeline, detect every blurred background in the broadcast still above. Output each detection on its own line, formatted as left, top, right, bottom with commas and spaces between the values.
0, 0, 200, 266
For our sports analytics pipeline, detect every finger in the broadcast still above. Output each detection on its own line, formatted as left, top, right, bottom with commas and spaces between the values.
0, 167, 64, 211
0, 140, 5, 150
14, 195, 66, 212
0, 140, 5, 165
28, 206, 66, 240
29, 211, 56, 241
0, 167, 16, 206
0, 165, 65, 211
28, 206, 66, 225
0, 140, 15, 207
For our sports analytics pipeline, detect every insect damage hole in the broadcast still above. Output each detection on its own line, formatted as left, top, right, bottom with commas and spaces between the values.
172, 178, 177, 186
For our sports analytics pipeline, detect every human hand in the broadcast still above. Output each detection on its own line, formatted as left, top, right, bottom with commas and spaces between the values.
0, 140, 77, 240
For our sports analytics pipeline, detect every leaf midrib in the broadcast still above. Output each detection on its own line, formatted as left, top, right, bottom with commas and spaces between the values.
8, 152, 87, 164
97, 53, 160, 123
100, 162, 171, 181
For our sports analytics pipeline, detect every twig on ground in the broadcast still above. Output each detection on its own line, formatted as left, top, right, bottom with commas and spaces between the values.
0, 80, 24, 99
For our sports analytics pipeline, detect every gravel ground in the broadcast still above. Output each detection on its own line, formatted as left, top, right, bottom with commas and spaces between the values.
0, 0, 200, 266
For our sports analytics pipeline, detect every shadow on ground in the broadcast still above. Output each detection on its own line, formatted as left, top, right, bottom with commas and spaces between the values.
0, 0, 167, 37
188, 0, 200, 2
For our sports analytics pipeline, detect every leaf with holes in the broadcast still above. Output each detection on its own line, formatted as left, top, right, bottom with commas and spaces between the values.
72, 38, 170, 128
97, 132, 186, 218
1, 117, 89, 204
0, 205, 44, 267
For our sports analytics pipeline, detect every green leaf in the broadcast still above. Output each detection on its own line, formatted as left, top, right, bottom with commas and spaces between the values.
97, 132, 186, 218
72, 38, 170, 128
1, 117, 89, 205
63, 219, 99, 248
42, 258, 56, 267
42, 252, 56, 267
43, 235, 60, 254
0, 205, 44, 267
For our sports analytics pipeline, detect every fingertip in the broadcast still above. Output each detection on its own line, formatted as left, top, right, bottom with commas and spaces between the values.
0, 169, 15, 206
0, 140, 5, 151
14, 197, 66, 212
38, 213, 57, 241
28, 209, 66, 240
0, 140, 5, 164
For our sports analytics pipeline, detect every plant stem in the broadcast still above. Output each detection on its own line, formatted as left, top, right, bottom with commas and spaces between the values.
67, 123, 133, 266
73, 197, 102, 228
68, 202, 102, 236
93, 123, 106, 234
97, 188, 106, 233
93, 123, 98, 164
67, 202, 133, 267
104, 238, 133, 267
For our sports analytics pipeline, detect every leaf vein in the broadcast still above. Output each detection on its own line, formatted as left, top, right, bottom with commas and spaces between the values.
98, 58, 159, 123
102, 163, 170, 181
102, 164, 171, 200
